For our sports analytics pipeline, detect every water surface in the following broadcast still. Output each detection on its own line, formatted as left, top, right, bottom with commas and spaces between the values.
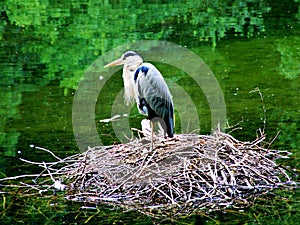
0, 0, 299, 224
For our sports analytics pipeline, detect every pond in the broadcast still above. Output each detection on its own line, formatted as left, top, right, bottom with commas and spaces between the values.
0, 0, 299, 224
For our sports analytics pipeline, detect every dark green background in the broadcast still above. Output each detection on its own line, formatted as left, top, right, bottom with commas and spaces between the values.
0, 0, 299, 224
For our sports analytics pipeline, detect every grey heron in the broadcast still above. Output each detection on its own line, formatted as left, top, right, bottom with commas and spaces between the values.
104, 51, 174, 148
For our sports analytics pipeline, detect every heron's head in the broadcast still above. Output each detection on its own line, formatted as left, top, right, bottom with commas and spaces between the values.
104, 51, 143, 71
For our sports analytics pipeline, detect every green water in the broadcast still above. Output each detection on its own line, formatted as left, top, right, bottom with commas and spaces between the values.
1, 0, 300, 224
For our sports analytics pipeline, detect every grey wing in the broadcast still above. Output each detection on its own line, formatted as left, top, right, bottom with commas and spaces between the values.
137, 65, 173, 105
137, 64, 174, 137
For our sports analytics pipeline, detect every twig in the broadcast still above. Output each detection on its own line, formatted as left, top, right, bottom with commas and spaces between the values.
33, 146, 63, 161
249, 87, 267, 134
1, 132, 296, 219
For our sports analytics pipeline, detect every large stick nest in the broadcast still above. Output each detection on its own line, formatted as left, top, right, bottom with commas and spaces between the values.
1, 131, 297, 218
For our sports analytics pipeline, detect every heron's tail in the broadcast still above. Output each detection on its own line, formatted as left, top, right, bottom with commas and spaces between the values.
166, 116, 174, 138
165, 103, 174, 138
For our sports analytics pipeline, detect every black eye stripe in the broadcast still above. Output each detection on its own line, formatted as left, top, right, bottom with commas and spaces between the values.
123, 51, 137, 59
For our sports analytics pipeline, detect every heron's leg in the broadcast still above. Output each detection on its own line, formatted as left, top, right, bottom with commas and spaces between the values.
151, 121, 155, 149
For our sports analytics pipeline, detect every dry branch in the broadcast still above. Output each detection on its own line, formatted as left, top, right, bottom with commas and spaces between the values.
0, 131, 298, 218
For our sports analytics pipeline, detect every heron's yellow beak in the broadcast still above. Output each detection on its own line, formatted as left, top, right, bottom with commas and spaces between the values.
104, 58, 123, 68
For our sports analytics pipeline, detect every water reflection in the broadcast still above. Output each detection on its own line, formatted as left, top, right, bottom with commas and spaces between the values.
0, 0, 299, 224
0, 87, 21, 156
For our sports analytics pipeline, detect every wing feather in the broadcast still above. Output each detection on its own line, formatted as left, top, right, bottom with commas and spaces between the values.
135, 63, 174, 137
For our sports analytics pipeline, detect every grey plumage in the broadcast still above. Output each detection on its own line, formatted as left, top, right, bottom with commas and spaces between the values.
104, 51, 174, 146
134, 63, 174, 137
